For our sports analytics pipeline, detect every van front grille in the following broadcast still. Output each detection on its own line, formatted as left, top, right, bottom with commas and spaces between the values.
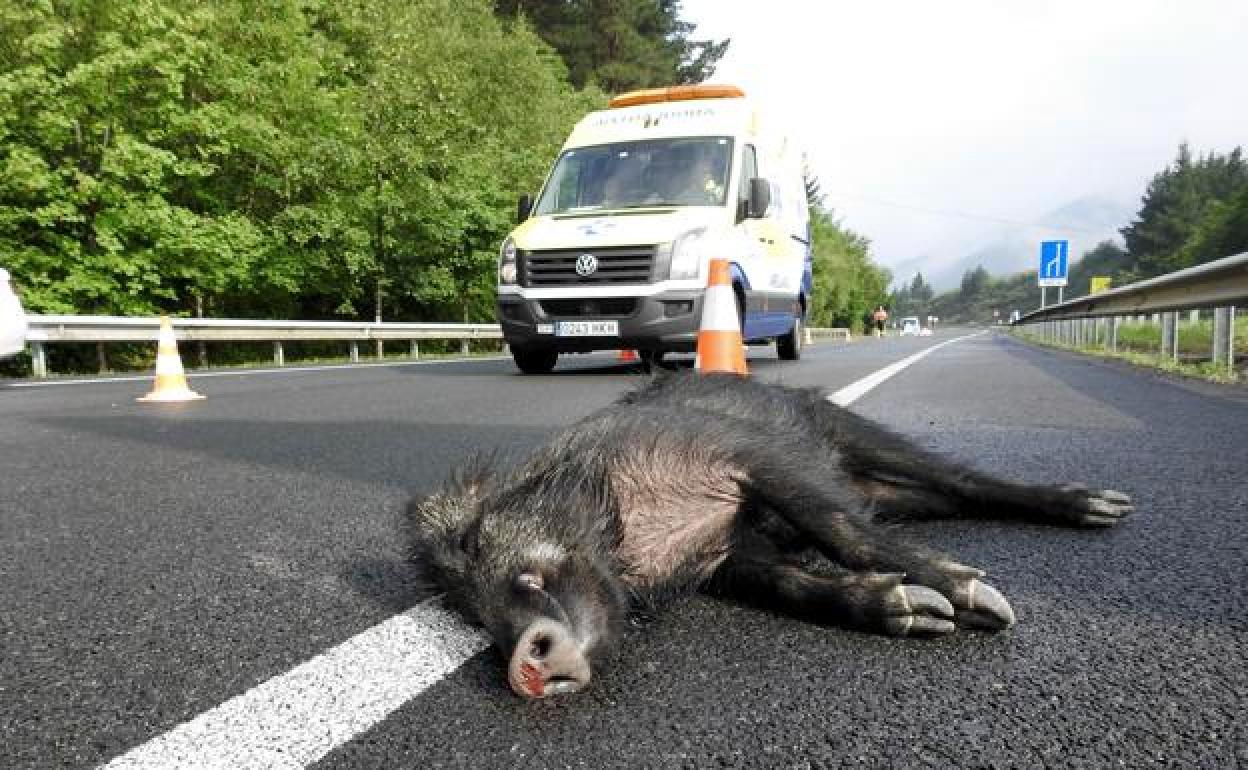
539, 298, 638, 317
523, 246, 655, 286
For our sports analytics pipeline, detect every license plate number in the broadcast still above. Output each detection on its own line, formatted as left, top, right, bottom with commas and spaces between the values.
555, 320, 619, 337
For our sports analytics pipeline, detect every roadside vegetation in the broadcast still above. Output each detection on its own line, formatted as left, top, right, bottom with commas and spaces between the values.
891, 145, 1248, 325
0, 0, 887, 376
1014, 314, 1247, 384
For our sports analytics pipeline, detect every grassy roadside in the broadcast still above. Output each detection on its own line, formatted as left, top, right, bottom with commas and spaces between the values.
1010, 315, 1246, 384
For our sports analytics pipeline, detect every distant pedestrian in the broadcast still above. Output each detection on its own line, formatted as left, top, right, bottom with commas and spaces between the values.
872, 306, 888, 337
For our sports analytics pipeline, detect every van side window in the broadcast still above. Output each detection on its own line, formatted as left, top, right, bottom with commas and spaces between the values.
737, 145, 757, 219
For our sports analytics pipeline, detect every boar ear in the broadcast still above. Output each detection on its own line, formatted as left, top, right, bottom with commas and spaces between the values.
449, 451, 499, 502
405, 489, 480, 598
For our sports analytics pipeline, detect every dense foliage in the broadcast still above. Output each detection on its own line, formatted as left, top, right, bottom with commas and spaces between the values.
1, 0, 893, 344
493, 0, 728, 92
0, 0, 599, 321
807, 205, 891, 332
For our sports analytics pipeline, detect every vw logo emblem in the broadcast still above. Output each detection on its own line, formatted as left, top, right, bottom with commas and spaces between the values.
574, 253, 598, 277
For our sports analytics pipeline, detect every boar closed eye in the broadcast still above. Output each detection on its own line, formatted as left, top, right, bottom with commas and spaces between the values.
515, 572, 544, 593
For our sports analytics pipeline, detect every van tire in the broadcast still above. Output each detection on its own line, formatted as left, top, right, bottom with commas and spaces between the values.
512, 346, 558, 374
777, 317, 802, 361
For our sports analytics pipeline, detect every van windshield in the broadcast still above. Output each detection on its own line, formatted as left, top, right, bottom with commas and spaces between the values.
533, 137, 734, 215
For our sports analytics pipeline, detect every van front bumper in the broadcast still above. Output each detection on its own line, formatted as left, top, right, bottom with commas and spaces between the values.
497, 291, 705, 353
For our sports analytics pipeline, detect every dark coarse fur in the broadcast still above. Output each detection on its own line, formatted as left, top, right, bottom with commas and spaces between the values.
406, 372, 1133, 698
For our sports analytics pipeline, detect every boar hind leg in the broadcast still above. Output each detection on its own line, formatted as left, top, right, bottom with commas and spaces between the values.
739, 454, 1016, 631
798, 392, 1133, 528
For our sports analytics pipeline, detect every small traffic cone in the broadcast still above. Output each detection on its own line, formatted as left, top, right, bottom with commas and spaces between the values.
617, 349, 639, 363
137, 315, 205, 402
694, 258, 748, 376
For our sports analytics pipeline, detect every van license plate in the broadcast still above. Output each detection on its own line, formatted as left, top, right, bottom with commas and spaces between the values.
556, 320, 619, 337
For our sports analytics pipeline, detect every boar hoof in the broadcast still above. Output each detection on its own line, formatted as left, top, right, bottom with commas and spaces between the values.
1064, 484, 1134, 527
953, 579, 1016, 631
883, 584, 956, 637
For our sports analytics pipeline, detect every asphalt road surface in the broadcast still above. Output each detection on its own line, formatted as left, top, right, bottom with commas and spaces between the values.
2, 330, 1245, 769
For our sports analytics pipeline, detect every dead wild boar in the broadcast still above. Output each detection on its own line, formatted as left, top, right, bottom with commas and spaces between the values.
407, 372, 1132, 698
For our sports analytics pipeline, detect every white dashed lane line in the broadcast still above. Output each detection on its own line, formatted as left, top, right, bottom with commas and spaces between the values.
101, 598, 489, 769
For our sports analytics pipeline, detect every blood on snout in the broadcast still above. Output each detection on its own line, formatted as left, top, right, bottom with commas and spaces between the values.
519, 661, 545, 697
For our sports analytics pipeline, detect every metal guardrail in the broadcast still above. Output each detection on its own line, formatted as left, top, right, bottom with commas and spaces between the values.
24, 315, 503, 378
1011, 251, 1245, 374
20, 316, 855, 379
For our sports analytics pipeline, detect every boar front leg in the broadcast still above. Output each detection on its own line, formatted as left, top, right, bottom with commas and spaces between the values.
738, 450, 1016, 631
707, 531, 955, 637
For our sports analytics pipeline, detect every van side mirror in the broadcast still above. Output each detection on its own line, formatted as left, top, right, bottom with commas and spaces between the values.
517, 194, 533, 223
747, 178, 771, 219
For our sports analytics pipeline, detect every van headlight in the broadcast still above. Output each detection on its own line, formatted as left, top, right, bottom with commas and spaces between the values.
498, 237, 518, 285
660, 227, 708, 281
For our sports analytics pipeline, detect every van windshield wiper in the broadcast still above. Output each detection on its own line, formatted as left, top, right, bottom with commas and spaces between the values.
610, 202, 683, 209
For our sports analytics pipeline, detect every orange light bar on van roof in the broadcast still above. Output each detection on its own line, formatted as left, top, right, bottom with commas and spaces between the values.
608, 84, 746, 109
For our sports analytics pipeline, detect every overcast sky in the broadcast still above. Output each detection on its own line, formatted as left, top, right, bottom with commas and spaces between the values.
679, 0, 1248, 282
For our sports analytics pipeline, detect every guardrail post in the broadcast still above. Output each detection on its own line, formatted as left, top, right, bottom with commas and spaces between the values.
30, 341, 48, 378
96, 342, 108, 374
376, 340, 384, 361
1160, 312, 1177, 361
1212, 307, 1232, 372
350, 341, 359, 363
461, 339, 470, 356
1231, 307, 1238, 378
410, 340, 420, 359
273, 341, 284, 367
1109, 316, 1119, 352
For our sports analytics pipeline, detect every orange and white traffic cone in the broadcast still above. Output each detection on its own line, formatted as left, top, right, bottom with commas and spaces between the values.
137, 315, 205, 402
694, 258, 748, 376
617, 349, 639, 363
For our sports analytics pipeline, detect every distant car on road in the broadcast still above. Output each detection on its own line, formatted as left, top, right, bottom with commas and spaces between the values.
1, 268, 28, 359
900, 316, 921, 336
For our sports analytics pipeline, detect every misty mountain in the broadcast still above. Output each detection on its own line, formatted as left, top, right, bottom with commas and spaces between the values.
891, 196, 1134, 291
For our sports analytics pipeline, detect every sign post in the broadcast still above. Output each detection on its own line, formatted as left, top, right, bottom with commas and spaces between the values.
1038, 240, 1069, 308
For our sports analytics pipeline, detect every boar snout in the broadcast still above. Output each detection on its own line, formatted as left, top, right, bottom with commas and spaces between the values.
507, 617, 592, 698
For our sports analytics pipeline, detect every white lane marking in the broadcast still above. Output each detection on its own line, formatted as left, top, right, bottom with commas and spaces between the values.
3, 356, 510, 388
101, 597, 490, 769
98, 335, 986, 768
828, 331, 986, 406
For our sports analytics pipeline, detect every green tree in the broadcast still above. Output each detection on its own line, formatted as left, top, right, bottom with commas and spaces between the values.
1175, 185, 1248, 266
493, 0, 728, 92
326, 0, 600, 322
1121, 143, 1248, 277
807, 205, 889, 332
0, 0, 350, 317
1067, 240, 1129, 298
959, 265, 989, 298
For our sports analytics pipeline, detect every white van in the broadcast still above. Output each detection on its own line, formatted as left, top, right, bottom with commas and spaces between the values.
496, 85, 811, 374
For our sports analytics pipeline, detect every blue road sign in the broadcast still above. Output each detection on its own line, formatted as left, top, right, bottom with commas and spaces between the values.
1038, 240, 1069, 287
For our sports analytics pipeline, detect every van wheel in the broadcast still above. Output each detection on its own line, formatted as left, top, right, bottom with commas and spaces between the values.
777, 317, 802, 361
511, 346, 558, 374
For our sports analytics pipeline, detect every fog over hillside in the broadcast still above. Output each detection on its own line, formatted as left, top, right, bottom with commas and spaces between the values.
889, 196, 1135, 290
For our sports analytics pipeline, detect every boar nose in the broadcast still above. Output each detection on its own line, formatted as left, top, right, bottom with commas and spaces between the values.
507, 618, 592, 698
